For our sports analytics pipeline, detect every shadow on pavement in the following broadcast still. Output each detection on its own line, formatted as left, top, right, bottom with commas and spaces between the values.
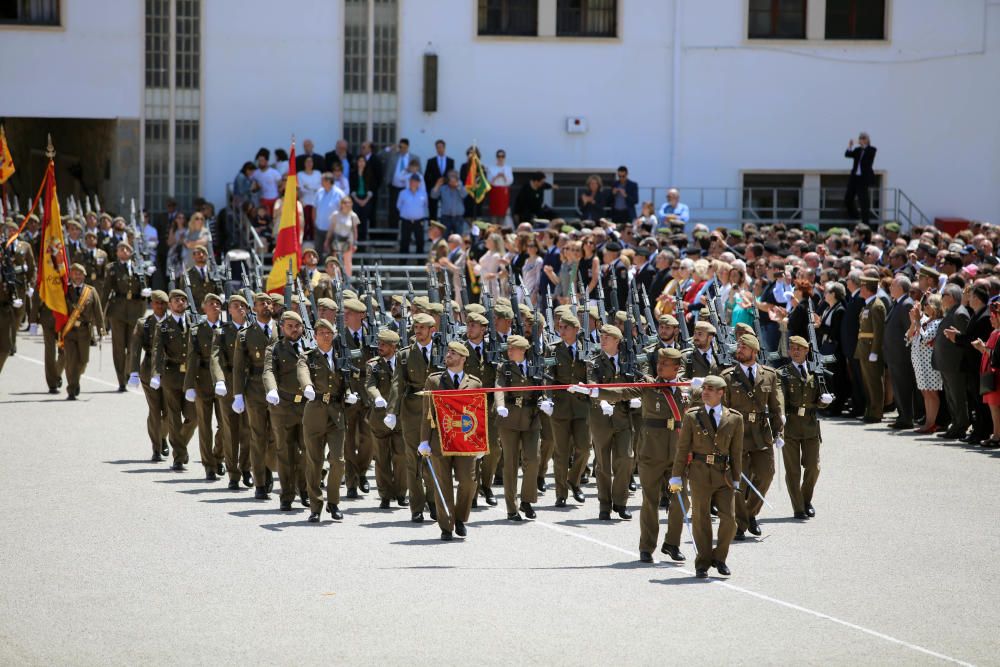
649, 576, 712, 586
390, 538, 460, 546
177, 487, 237, 495
154, 477, 212, 484
105, 459, 157, 465
121, 468, 175, 474
199, 496, 259, 504
229, 508, 299, 518
260, 520, 327, 532
555, 518, 622, 527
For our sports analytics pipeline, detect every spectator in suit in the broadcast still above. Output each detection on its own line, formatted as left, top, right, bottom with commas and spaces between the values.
818, 281, 848, 415
323, 139, 352, 184
974, 300, 1000, 449
424, 139, 454, 221
844, 132, 877, 225
609, 165, 639, 224
934, 284, 971, 439
841, 271, 866, 418
884, 275, 917, 429
386, 138, 420, 233
945, 283, 992, 443
295, 138, 326, 173
350, 154, 375, 242
357, 141, 383, 228
578, 175, 609, 222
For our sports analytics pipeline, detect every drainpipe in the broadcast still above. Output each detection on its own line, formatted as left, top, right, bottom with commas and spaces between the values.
669, 0, 681, 188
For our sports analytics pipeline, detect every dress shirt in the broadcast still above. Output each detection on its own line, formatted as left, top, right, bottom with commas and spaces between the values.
397, 188, 428, 221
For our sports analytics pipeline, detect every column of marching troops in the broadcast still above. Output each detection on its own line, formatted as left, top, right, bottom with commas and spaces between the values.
1, 223, 834, 580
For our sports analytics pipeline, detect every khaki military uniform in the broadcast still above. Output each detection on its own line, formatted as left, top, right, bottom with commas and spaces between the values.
7, 239, 35, 352
672, 405, 744, 571
62, 283, 105, 397
590, 352, 636, 513
183, 319, 225, 472
366, 355, 407, 502
388, 341, 437, 517
344, 326, 374, 492
129, 313, 168, 455
0, 277, 15, 372
684, 346, 722, 380
464, 338, 500, 494
36, 303, 65, 391
297, 346, 348, 510
421, 371, 482, 534
548, 340, 591, 501
263, 337, 308, 506
211, 320, 251, 484
78, 246, 108, 287
495, 360, 543, 514
854, 297, 886, 421
152, 313, 196, 463
779, 363, 822, 514
722, 363, 783, 531
186, 265, 223, 315
104, 261, 148, 387
232, 320, 279, 490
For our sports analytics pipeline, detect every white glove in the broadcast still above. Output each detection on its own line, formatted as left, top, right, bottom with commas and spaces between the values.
689, 376, 704, 390
127, 372, 140, 387
345, 391, 359, 405
566, 383, 589, 395
476, 452, 485, 460
303, 385, 316, 401
668, 476, 683, 492
374, 396, 387, 409
266, 389, 280, 405
774, 437, 785, 450
418, 441, 431, 457
600, 400, 614, 417
629, 398, 642, 409
150, 375, 161, 390
589, 387, 600, 398
145, 265, 156, 276
232, 394, 245, 414
141, 287, 152, 298
12, 298, 22, 309
214, 381, 227, 397
383, 413, 397, 429
539, 399, 554, 416
868, 352, 878, 362
184, 388, 196, 402
25, 287, 33, 298
29, 323, 38, 335
819, 392, 834, 405
732, 480, 741, 491
497, 406, 509, 418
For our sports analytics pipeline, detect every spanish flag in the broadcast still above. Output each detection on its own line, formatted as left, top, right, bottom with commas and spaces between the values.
0, 125, 14, 184
265, 141, 300, 294
37, 160, 69, 335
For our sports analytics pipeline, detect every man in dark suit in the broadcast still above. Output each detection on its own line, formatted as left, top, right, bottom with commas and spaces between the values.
357, 141, 383, 228
946, 284, 992, 443
817, 282, 848, 415
295, 138, 326, 173
844, 132, 877, 225
840, 272, 866, 417
884, 275, 917, 429
323, 139, 353, 183
934, 284, 971, 439
423, 139, 454, 221
609, 165, 639, 224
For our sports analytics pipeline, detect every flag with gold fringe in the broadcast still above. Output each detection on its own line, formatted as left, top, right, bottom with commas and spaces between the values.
431, 390, 489, 456
265, 140, 300, 293
37, 157, 69, 338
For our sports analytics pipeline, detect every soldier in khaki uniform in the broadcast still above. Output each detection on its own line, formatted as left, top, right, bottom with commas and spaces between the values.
298, 318, 354, 522
79, 230, 109, 287
3, 220, 35, 355
262, 311, 309, 511
365, 328, 408, 509
495, 335, 549, 521
854, 275, 886, 423
63, 264, 105, 400
232, 292, 279, 499
151, 289, 196, 468
721, 334, 784, 540
418, 341, 482, 541
462, 312, 499, 506
342, 298, 375, 498
386, 312, 439, 522
684, 320, 722, 379
127, 289, 170, 461
643, 313, 683, 369
548, 312, 590, 506
211, 294, 253, 489
0, 259, 20, 373
781, 336, 833, 519
35, 299, 65, 393
482, 303, 515, 490
183, 293, 226, 480
104, 241, 151, 391
669, 374, 744, 578
186, 246, 223, 315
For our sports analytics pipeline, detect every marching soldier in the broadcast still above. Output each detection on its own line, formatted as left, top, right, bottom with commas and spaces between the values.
298, 247, 323, 298
63, 263, 105, 400
643, 313, 682, 368
669, 375, 743, 578
722, 334, 784, 541
298, 318, 355, 522
494, 335, 549, 521
548, 312, 590, 506
126, 289, 170, 461
780, 336, 833, 519
462, 312, 499, 506
151, 290, 196, 469
79, 230, 108, 287
232, 293, 279, 499
64, 220, 86, 261
36, 297, 65, 394
854, 275, 886, 423
0, 261, 20, 373
419, 341, 482, 541
386, 312, 439, 523
365, 328, 408, 509
186, 246, 222, 314
262, 311, 309, 511
103, 241, 150, 391
3, 220, 35, 355
183, 293, 226, 480
342, 298, 374, 498
684, 320, 721, 379
484, 303, 516, 488
211, 294, 253, 489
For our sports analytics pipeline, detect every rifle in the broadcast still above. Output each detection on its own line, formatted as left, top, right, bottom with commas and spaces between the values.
481, 288, 502, 365
748, 297, 774, 365
639, 284, 657, 341
361, 268, 380, 351
544, 286, 559, 347
294, 276, 316, 349
399, 278, 415, 349
705, 292, 735, 366
594, 268, 608, 324
333, 273, 360, 374
128, 198, 151, 292
178, 268, 199, 326
607, 262, 621, 315
168, 268, 177, 292
440, 263, 458, 341
373, 262, 388, 327
674, 283, 691, 349
284, 264, 294, 316
427, 264, 441, 306
627, 276, 651, 347
577, 275, 594, 359
804, 294, 832, 395
238, 265, 257, 325
619, 307, 639, 381
248, 226, 265, 291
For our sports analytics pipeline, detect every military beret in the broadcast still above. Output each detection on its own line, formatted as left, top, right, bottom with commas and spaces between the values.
316, 297, 336, 310
66, 219, 82, 230
561, 225, 576, 234
496, 297, 512, 308
302, 247, 318, 258
613, 310, 628, 323
427, 302, 444, 315
168, 289, 188, 300
281, 311, 303, 324
738, 333, 760, 351
465, 303, 486, 315
84, 230, 98, 238
323, 256, 339, 266
599, 324, 623, 340
884, 222, 901, 233
270, 294, 285, 306
467, 312, 489, 325
605, 241, 622, 252
494, 305, 514, 319
343, 289, 358, 300
860, 276, 879, 287
116, 240, 133, 251
702, 374, 727, 389
554, 304, 570, 316
728, 229, 744, 238
429, 220, 446, 231
734, 322, 755, 337
658, 347, 683, 361
314, 318, 334, 333
253, 291, 271, 303
694, 320, 716, 335
412, 313, 436, 327
788, 335, 810, 349
658, 314, 679, 327
3, 220, 17, 231
519, 304, 534, 320
378, 328, 400, 344
506, 334, 530, 349
143, 289, 167, 304
202, 292, 223, 306
450, 299, 460, 312
588, 306, 600, 321
344, 298, 367, 313
391, 295, 409, 306
802, 224, 819, 233
412, 295, 430, 310
228, 294, 249, 307
447, 340, 470, 357
560, 313, 580, 328
192, 245, 208, 255
918, 266, 940, 280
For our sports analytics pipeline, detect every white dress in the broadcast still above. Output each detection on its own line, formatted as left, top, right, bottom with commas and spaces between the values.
909, 317, 943, 391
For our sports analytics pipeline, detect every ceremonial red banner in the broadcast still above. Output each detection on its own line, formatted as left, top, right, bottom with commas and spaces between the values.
431, 391, 490, 456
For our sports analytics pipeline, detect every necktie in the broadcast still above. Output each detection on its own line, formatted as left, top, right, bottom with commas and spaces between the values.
475, 345, 482, 362
452, 373, 460, 387
702, 351, 710, 367
612, 357, 618, 374
200, 268, 205, 281
264, 324, 270, 337
354, 331, 361, 348
423, 347, 429, 365
292, 341, 300, 354
569, 345, 575, 358
519, 363, 526, 376
798, 364, 807, 380
747, 366, 755, 385
327, 352, 333, 369
710, 408, 718, 431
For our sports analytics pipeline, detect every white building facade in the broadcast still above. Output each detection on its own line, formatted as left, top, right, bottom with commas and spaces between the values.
1, 0, 997, 225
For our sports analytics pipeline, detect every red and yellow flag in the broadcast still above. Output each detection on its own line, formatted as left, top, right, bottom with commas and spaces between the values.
37, 160, 69, 334
0, 125, 14, 184
265, 141, 300, 294
431, 391, 490, 456
464, 150, 491, 204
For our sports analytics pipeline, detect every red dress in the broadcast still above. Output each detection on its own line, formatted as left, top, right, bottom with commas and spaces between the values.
488, 186, 509, 217
981, 329, 1000, 405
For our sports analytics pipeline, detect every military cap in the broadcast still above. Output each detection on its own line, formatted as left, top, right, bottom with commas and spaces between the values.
228, 294, 249, 307
253, 291, 271, 303
344, 298, 367, 313
202, 292, 223, 306
496, 297, 512, 308
149, 290, 169, 303
788, 335, 810, 349
658, 314, 679, 326
520, 304, 534, 321
451, 299, 461, 312
554, 304, 570, 316
115, 240, 133, 251
66, 219, 82, 230
281, 311, 303, 325
84, 230, 98, 238
98, 212, 112, 221
738, 333, 760, 351
560, 313, 581, 328
918, 265, 940, 280
391, 294, 410, 306
588, 306, 601, 321
317, 297, 337, 310
412, 295, 430, 310
447, 340, 470, 357
561, 225, 576, 234
702, 374, 727, 389
343, 289, 358, 299
412, 313, 436, 327
728, 229, 745, 239
168, 288, 188, 300
860, 276, 879, 287
658, 347, 683, 361
302, 247, 319, 258
3, 220, 17, 231
378, 328, 401, 344
636, 246, 652, 258
605, 241, 622, 253
429, 220, 446, 231
467, 312, 489, 325
270, 294, 285, 306
465, 303, 486, 315
734, 322, 755, 337
506, 334, 530, 349
192, 245, 208, 255
494, 305, 514, 319
613, 310, 628, 323
599, 324, 623, 340
427, 302, 444, 315
314, 318, 334, 333
324, 255, 339, 266
884, 222, 901, 233
27, 213, 40, 223
694, 320, 717, 335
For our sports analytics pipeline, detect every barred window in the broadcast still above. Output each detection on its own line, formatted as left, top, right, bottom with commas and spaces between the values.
0, 0, 60, 25
748, 0, 806, 39
145, 0, 170, 88
478, 0, 538, 36
556, 0, 617, 38
825, 0, 885, 40
175, 0, 200, 89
